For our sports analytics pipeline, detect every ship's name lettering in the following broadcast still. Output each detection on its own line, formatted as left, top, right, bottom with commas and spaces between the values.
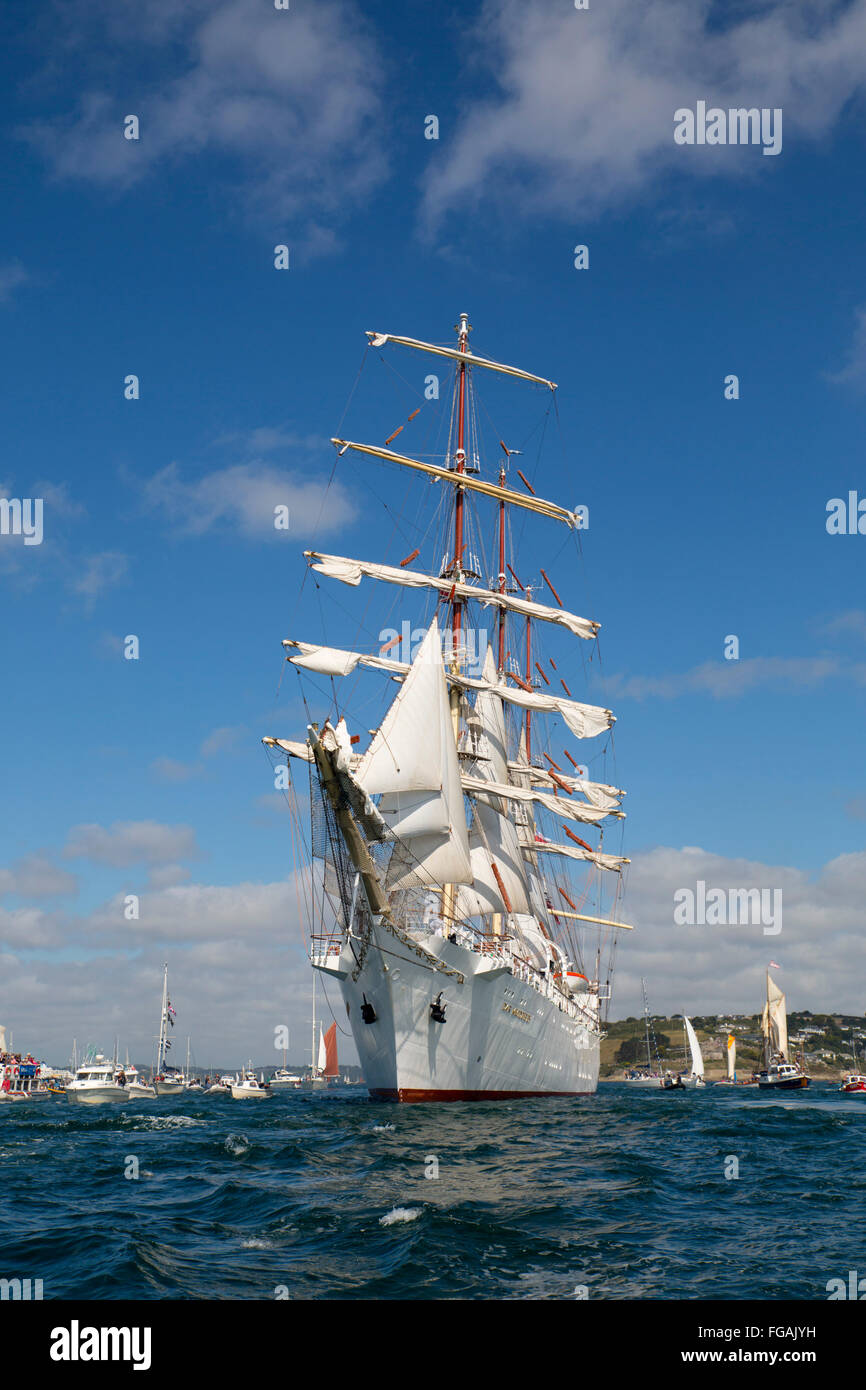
502, 1003, 531, 1023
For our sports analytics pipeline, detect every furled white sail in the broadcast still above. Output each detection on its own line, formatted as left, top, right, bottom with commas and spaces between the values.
304, 552, 600, 640
316, 723, 389, 843
284, 638, 613, 739
726, 1033, 736, 1080
684, 1016, 704, 1078
526, 838, 628, 872
354, 619, 473, 892
284, 640, 405, 677
491, 682, 612, 739
460, 774, 610, 825
331, 439, 581, 528
365, 331, 557, 390
263, 737, 313, 762
512, 763, 625, 810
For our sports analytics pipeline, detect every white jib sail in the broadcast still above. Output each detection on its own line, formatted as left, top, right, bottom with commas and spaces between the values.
355, 617, 472, 892
684, 1016, 704, 1077
317, 1027, 327, 1073
727, 1034, 736, 1079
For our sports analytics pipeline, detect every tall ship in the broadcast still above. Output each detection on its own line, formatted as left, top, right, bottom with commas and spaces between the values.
265, 314, 631, 1101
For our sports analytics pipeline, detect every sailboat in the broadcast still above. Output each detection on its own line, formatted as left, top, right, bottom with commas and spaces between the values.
269, 1044, 303, 1090
757, 970, 809, 1089
679, 1016, 706, 1088
303, 972, 327, 1090
715, 1031, 739, 1086
183, 1038, 203, 1092
153, 964, 185, 1096
121, 1050, 156, 1099
265, 313, 631, 1102
623, 980, 666, 1087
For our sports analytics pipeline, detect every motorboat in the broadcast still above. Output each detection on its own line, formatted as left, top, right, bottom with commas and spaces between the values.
66, 1055, 127, 1104
124, 1064, 156, 1099
231, 1069, 272, 1099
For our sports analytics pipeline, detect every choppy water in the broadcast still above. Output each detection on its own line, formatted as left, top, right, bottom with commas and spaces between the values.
1, 1083, 863, 1300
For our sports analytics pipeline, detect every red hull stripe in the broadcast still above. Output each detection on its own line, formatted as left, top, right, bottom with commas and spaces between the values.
368, 1088, 595, 1103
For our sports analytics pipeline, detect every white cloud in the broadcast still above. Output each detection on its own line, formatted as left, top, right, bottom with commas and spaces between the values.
3, 839, 864, 1066
421, 0, 866, 232
150, 757, 201, 784
826, 305, 866, 387
606, 655, 844, 700
88, 878, 293, 944
200, 725, 245, 758
0, 854, 77, 899
23, 0, 386, 245
63, 820, 200, 867
0, 905, 66, 949
211, 426, 319, 455
826, 609, 866, 638
146, 864, 192, 889
617, 844, 866, 1017
70, 550, 128, 600
0, 261, 30, 304
141, 460, 355, 540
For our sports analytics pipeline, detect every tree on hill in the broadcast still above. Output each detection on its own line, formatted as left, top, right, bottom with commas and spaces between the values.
616, 1034, 671, 1065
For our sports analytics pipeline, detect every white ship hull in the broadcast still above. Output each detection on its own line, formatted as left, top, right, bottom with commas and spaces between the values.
323, 923, 599, 1102
154, 1080, 185, 1096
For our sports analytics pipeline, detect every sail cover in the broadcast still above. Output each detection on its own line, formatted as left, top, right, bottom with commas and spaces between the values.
684, 1016, 704, 1077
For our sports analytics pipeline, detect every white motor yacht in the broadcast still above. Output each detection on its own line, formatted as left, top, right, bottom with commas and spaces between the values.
268, 1067, 303, 1091
231, 1069, 271, 1099
123, 1064, 156, 1099
66, 1055, 127, 1105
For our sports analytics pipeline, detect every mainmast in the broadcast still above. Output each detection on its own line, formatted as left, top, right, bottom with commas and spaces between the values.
642, 979, 652, 1070
451, 311, 470, 662
157, 964, 168, 1074
525, 595, 533, 765
497, 464, 506, 673
443, 313, 471, 927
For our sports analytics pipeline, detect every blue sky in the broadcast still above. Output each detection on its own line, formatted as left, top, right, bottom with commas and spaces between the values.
1, 0, 865, 1065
